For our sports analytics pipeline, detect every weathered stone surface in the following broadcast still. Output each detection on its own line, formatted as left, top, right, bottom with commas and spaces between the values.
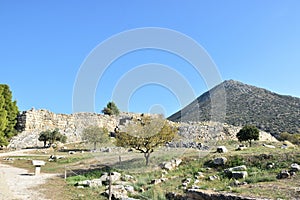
213, 157, 227, 165
291, 163, 300, 172
100, 172, 121, 185
10, 109, 160, 149
276, 170, 290, 179
10, 109, 119, 148
76, 179, 102, 187
263, 144, 276, 148
104, 185, 128, 200
227, 165, 247, 172
232, 171, 248, 179
217, 146, 228, 153
160, 158, 182, 171
208, 175, 219, 181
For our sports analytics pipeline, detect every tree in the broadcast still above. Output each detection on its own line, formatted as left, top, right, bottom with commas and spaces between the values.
0, 84, 19, 147
102, 101, 120, 116
236, 125, 259, 147
38, 129, 67, 147
116, 115, 177, 166
82, 126, 109, 150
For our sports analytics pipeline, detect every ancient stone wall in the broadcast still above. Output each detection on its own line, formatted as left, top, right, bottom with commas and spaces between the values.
10, 109, 119, 149
9, 109, 277, 149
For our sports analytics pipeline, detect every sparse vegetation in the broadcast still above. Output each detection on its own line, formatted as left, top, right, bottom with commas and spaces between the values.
279, 132, 300, 145
2, 141, 300, 200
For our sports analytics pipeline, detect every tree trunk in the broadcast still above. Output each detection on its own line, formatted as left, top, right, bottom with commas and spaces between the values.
144, 152, 151, 166
249, 140, 252, 147
94, 142, 97, 150
43, 140, 46, 147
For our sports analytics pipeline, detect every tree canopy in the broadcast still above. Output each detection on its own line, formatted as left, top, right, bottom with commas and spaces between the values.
0, 84, 19, 146
116, 115, 177, 165
38, 129, 67, 147
102, 101, 120, 116
236, 125, 259, 147
82, 126, 109, 150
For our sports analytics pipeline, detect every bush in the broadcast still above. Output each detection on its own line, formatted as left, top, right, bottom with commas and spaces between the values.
279, 132, 300, 145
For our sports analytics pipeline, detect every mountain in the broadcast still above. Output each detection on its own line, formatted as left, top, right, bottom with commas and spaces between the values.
168, 80, 300, 136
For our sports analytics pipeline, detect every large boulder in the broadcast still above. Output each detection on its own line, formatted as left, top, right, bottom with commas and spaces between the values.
291, 163, 300, 172
100, 171, 122, 185
104, 185, 128, 200
160, 158, 182, 171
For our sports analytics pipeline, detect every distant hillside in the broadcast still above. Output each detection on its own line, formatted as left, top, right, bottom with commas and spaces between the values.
168, 80, 300, 136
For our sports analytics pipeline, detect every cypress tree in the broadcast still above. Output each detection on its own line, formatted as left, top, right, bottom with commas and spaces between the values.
0, 84, 19, 146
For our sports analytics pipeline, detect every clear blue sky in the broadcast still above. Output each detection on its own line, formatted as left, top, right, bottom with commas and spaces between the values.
1, 1, 300, 116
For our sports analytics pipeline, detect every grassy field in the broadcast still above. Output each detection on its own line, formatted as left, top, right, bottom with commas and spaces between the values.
1, 141, 300, 200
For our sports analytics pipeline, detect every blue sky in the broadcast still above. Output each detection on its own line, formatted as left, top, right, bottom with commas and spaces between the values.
1, 1, 300, 116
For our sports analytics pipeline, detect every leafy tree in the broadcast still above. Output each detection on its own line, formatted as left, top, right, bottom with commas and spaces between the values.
102, 101, 120, 116
38, 129, 67, 147
236, 125, 259, 147
0, 84, 19, 146
82, 126, 109, 150
116, 115, 177, 165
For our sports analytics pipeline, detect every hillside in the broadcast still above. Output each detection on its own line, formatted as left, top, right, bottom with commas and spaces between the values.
168, 80, 300, 136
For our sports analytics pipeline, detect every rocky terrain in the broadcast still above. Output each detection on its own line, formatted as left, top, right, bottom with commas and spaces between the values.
168, 80, 300, 136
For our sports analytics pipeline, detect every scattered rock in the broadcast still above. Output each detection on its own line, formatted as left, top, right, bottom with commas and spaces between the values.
208, 175, 219, 181
277, 170, 290, 179
290, 163, 300, 172
160, 158, 182, 171
68, 151, 76, 154
3, 157, 14, 161
232, 171, 248, 179
124, 185, 135, 193
226, 165, 247, 172
266, 163, 275, 169
103, 185, 128, 200
213, 157, 227, 165
151, 179, 162, 185
100, 172, 121, 185
76, 179, 102, 188
231, 180, 248, 187
236, 144, 247, 151
262, 144, 275, 148
195, 172, 205, 179
121, 174, 135, 182
216, 146, 228, 153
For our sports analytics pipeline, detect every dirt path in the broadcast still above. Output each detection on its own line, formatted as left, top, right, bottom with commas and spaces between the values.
0, 150, 57, 200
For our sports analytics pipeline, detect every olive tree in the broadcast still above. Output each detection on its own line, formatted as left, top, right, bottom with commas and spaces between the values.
116, 115, 177, 166
82, 126, 109, 150
38, 129, 67, 147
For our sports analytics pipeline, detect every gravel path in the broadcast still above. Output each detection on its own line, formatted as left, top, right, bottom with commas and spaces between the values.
0, 150, 57, 200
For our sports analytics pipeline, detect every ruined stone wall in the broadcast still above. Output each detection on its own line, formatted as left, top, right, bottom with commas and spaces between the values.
9, 109, 277, 149
10, 109, 119, 149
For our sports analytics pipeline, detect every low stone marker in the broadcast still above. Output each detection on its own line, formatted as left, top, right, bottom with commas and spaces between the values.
32, 160, 46, 175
